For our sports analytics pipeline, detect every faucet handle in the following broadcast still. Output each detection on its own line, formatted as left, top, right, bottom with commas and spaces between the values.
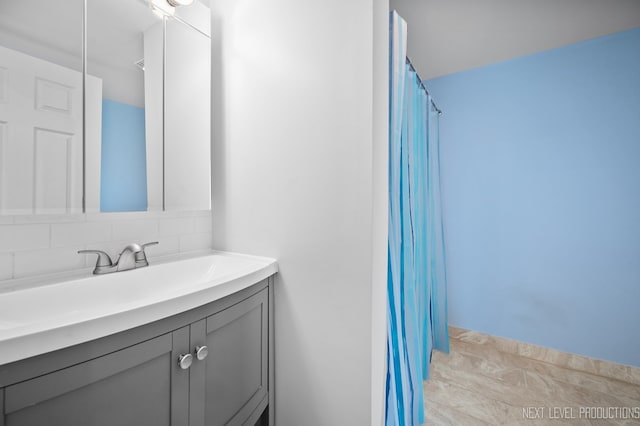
141, 241, 159, 250
135, 241, 159, 265
78, 250, 113, 266
78, 250, 114, 274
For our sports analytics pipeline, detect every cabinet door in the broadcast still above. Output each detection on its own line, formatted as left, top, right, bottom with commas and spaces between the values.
2, 327, 191, 426
191, 288, 268, 426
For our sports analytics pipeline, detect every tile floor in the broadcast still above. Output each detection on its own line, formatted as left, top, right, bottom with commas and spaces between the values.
423, 330, 640, 425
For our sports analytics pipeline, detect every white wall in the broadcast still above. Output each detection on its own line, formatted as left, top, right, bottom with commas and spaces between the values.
210, 0, 388, 424
371, 2, 389, 424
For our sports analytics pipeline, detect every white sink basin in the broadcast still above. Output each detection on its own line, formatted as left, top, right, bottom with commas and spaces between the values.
0, 251, 277, 365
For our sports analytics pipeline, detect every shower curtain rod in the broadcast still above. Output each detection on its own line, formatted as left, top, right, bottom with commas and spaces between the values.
406, 57, 442, 115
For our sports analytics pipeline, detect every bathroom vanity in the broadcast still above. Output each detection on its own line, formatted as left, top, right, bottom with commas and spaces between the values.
0, 251, 277, 426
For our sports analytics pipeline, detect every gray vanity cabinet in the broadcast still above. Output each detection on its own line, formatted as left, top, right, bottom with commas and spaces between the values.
0, 279, 274, 426
189, 288, 269, 426
2, 327, 190, 426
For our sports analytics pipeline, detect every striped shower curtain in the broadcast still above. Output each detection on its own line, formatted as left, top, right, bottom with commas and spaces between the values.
386, 11, 449, 426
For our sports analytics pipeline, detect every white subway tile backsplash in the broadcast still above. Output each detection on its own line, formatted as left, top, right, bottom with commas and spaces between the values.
0, 224, 50, 252
112, 219, 159, 242
0, 211, 212, 284
0, 216, 14, 225
0, 253, 13, 280
194, 215, 212, 232
85, 210, 183, 222
180, 232, 213, 252
14, 214, 84, 224
153, 210, 184, 219
147, 235, 180, 258
51, 222, 112, 248
84, 211, 153, 222
178, 209, 211, 218
14, 247, 86, 278
159, 217, 195, 236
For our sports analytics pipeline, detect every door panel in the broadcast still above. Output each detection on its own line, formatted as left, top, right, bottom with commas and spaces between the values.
203, 289, 268, 426
4, 329, 189, 426
33, 128, 74, 213
0, 45, 82, 214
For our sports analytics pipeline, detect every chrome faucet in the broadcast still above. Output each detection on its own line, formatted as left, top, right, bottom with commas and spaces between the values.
79, 242, 159, 275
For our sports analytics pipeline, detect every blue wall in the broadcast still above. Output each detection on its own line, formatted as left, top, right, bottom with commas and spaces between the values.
100, 99, 147, 212
427, 27, 640, 367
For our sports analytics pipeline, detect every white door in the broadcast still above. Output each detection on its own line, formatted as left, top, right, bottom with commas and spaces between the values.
0, 45, 83, 214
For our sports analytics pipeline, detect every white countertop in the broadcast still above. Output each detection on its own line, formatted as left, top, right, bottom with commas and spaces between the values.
0, 250, 278, 366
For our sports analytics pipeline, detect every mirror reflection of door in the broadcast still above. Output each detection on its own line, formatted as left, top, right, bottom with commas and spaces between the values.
0, 0, 84, 215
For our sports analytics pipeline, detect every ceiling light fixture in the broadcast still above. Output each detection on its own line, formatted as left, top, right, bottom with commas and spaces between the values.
150, 0, 175, 17
167, 0, 194, 6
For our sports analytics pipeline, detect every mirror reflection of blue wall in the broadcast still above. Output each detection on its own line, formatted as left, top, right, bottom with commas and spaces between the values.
100, 99, 147, 212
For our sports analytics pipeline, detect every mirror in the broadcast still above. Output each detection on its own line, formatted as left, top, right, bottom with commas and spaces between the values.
86, 0, 159, 212
164, 14, 211, 211
0, 0, 84, 214
0, 0, 211, 215
89, 0, 211, 213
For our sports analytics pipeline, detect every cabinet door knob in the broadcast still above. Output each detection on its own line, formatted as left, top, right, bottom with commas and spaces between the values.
178, 353, 193, 370
195, 345, 209, 361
